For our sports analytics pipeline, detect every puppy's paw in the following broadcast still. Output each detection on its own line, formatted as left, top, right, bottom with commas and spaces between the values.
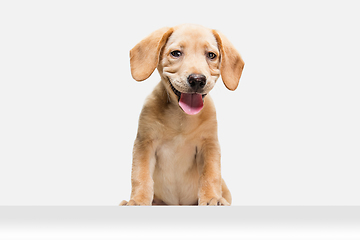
119, 199, 150, 206
198, 197, 230, 206
119, 200, 129, 206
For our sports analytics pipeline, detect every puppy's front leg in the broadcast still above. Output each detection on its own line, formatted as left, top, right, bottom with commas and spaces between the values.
120, 138, 155, 206
198, 139, 230, 206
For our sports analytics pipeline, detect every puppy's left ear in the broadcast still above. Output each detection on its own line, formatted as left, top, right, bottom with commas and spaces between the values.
130, 27, 174, 81
212, 30, 245, 91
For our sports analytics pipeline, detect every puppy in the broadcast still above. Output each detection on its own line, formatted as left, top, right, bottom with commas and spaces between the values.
120, 24, 244, 206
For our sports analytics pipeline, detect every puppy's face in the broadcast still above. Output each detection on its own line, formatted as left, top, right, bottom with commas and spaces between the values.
158, 25, 221, 115
130, 24, 244, 115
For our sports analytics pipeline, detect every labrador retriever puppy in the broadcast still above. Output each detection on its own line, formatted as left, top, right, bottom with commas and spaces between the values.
120, 24, 244, 206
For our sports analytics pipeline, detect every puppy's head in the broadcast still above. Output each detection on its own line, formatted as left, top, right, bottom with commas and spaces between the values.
130, 24, 244, 115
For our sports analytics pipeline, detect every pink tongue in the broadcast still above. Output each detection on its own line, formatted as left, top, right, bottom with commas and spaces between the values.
179, 93, 203, 115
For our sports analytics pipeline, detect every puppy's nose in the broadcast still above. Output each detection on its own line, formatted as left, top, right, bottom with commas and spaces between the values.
187, 74, 206, 90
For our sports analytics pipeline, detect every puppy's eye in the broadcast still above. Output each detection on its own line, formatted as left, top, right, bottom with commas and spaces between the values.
207, 52, 217, 60
170, 50, 182, 58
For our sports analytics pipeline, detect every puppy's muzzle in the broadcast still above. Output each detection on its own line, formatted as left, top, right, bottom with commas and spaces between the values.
188, 74, 206, 92
168, 74, 208, 116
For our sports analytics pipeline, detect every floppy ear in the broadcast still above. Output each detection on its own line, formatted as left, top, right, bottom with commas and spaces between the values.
130, 27, 174, 81
212, 30, 245, 91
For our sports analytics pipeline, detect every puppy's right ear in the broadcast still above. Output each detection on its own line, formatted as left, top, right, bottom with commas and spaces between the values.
130, 27, 174, 81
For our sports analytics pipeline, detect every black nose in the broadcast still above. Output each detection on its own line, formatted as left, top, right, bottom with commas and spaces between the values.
187, 74, 206, 90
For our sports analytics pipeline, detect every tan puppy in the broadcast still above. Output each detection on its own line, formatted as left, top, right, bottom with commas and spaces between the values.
120, 24, 244, 206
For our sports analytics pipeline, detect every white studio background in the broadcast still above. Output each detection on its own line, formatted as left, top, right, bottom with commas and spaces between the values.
0, 1, 359, 206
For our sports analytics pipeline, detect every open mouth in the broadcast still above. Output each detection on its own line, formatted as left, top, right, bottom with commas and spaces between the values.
168, 79, 207, 115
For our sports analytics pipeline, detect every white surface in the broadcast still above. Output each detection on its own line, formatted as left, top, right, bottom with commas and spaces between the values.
1, 207, 360, 240
0, 1, 359, 206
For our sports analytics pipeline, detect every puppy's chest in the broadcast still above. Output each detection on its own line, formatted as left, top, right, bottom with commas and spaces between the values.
155, 135, 198, 171
153, 135, 200, 204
